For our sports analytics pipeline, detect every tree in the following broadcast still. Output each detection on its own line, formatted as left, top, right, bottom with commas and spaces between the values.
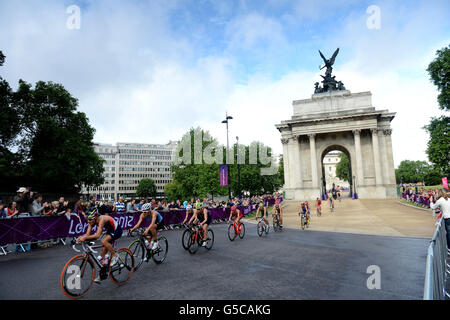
335, 152, 350, 182
136, 178, 157, 199
395, 160, 430, 184
427, 45, 450, 111
423, 116, 450, 176
164, 181, 184, 202
0, 51, 104, 193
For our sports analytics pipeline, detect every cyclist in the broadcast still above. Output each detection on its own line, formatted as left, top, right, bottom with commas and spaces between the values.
329, 192, 334, 211
192, 201, 212, 247
273, 203, 283, 228
181, 204, 194, 226
298, 202, 309, 225
256, 202, 269, 226
128, 203, 164, 251
316, 197, 322, 216
228, 205, 243, 227
76, 209, 122, 270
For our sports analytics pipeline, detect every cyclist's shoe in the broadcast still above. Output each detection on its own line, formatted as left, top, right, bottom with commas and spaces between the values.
202, 241, 207, 247
110, 255, 119, 267
151, 242, 159, 251
94, 275, 102, 284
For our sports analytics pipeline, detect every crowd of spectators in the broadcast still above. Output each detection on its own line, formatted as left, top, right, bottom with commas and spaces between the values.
0, 187, 282, 220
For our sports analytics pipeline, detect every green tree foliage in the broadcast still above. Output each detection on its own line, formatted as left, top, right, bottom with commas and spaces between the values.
0, 50, 104, 193
427, 45, 450, 111
335, 152, 350, 182
171, 128, 283, 200
136, 178, 157, 198
395, 160, 442, 184
423, 116, 450, 176
164, 181, 184, 202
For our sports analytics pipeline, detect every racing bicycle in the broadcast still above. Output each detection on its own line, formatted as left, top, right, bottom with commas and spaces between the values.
186, 223, 214, 254
60, 239, 135, 299
228, 219, 245, 241
128, 229, 168, 271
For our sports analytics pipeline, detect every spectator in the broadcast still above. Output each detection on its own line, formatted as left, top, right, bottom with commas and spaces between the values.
168, 200, 179, 211
31, 194, 48, 216
127, 199, 137, 213
114, 196, 126, 213
0, 202, 6, 218
73, 199, 86, 219
176, 200, 182, 209
13, 187, 32, 214
431, 190, 450, 248
137, 199, 145, 211
99, 200, 112, 215
6, 201, 19, 218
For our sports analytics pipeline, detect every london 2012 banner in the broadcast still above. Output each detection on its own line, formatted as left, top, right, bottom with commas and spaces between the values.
443, 177, 448, 190
219, 164, 228, 186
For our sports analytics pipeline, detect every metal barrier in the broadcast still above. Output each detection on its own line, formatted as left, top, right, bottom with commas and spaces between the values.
424, 218, 450, 299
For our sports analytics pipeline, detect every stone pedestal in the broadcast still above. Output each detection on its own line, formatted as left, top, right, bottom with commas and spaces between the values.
276, 90, 396, 201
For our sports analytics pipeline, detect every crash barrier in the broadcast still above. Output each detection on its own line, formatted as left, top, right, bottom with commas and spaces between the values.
402, 192, 431, 208
0, 198, 282, 253
424, 217, 449, 299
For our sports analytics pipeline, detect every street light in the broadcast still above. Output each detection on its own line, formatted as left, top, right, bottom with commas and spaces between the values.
222, 112, 233, 200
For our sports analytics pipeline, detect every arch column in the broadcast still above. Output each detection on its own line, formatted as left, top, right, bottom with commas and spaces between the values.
281, 138, 291, 188
371, 128, 383, 185
308, 134, 319, 188
352, 129, 364, 187
292, 135, 303, 188
383, 129, 396, 184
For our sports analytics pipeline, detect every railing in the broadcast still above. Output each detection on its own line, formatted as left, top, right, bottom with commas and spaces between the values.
402, 192, 431, 208
424, 218, 449, 299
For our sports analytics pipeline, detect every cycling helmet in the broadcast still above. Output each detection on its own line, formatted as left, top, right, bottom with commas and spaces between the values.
231, 205, 237, 211
183, 201, 188, 207
87, 208, 99, 220
142, 203, 152, 212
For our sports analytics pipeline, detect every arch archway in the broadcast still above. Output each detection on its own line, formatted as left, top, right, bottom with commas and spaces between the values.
320, 145, 353, 198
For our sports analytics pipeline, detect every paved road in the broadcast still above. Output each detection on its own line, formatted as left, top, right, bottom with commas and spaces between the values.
0, 223, 428, 300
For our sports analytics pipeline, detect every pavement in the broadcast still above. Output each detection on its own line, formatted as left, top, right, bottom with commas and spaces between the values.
274, 197, 436, 238
0, 221, 429, 300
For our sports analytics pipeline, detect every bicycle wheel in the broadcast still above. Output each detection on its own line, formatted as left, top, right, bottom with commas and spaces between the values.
152, 236, 168, 264
182, 228, 191, 250
238, 223, 245, 239
257, 221, 263, 237
128, 239, 144, 271
188, 231, 199, 254
228, 223, 237, 241
109, 248, 135, 286
205, 229, 214, 250
60, 254, 95, 299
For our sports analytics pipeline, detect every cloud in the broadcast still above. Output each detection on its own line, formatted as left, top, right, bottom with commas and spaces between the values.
0, 0, 448, 170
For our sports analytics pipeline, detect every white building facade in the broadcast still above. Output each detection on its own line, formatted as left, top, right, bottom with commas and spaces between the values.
82, 141, 178, 200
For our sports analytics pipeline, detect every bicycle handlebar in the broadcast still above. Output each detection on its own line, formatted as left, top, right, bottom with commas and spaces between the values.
71, 239, 98, 254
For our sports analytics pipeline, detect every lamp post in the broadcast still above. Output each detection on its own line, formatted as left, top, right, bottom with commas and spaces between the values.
236, 136, 241, 199
222, 112, 233, 200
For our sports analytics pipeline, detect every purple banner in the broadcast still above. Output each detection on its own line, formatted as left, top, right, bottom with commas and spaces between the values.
402, 192, 431, 208
219, 164, 228, 186
0, 199, 281, 246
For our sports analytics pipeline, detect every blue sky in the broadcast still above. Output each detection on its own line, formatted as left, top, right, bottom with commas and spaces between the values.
0, 0, 449, 166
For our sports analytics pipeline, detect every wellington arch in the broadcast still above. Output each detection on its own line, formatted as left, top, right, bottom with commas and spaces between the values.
275, 89, 397, 201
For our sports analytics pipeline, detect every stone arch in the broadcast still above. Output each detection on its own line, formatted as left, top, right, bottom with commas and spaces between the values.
319, 144, 354, 197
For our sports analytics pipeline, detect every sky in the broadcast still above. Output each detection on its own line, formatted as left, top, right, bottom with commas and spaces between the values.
0, 0, 449, 167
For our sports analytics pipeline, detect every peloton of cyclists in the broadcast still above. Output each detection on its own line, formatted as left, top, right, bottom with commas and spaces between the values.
128, 203, 164, 252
